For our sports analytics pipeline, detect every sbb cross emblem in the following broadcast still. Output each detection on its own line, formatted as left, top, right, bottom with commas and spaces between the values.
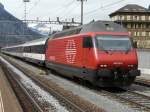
65, 40, 77, 64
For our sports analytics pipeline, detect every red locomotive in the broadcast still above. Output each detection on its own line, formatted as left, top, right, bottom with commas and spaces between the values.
45, 21, 140, 87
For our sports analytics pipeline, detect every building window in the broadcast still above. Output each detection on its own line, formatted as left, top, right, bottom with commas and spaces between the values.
141, 24, 146, 28
141, 32, 146, 36
115, 16, 118, 20
134, 32, 137, 36
136, 24, 139, 28
127, 15, 131, 20
118, 16, 121, 20
132, 24, 136, 29
137, 32, 140, 36
133, 15, 139, 20
120, 16, 125, 20
127, 24, 131, 28
141, 16, 145, 20
139, 24, 142, 29
148, 16, 150, 20
149, 32, 150, 36
113, 15, 119, 20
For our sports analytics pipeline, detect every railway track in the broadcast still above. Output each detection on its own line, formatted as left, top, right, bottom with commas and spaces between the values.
105, 89, 150, 112
1, 63, 44, 112
0, 56, 101, 112
72, 78, 150, 111
23, 68, 85, 112
135, 78, 150, 87
2, 54, 150, 112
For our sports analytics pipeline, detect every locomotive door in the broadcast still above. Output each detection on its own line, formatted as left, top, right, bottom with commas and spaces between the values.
82, 36, 93, 68
45, 38, 49, 61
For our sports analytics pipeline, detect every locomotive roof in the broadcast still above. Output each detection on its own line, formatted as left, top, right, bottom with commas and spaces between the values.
80, 21, 127, 33
51, 21, 127, 39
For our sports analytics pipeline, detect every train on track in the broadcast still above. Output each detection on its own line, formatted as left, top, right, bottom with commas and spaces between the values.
1, 21, 141, 87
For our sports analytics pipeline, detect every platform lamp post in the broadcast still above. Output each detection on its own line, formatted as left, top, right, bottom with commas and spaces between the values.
77, 0, 87, 25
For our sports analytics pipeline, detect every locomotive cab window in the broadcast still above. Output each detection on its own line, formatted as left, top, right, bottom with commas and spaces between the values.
83, 36, 93, 48
96, 35, 133, 51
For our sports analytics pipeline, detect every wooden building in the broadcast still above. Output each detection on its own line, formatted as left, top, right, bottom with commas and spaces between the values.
109, 4, 150, 48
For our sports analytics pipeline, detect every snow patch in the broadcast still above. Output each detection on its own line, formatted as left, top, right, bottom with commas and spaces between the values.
139, 68, 150, 75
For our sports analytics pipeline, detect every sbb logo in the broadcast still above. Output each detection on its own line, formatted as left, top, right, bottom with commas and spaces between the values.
65, 40, 76, 64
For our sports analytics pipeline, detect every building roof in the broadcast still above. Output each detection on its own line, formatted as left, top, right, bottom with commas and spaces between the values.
109, 4, 150, 16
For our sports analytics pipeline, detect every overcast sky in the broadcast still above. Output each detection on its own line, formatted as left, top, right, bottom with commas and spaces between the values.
1, 0, 150, 23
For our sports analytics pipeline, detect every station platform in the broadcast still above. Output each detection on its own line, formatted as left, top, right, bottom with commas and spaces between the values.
0, 65, 23, 112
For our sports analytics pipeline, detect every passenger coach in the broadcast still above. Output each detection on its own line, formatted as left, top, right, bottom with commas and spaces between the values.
23, 38, 47, 65
2, 37, 48, 65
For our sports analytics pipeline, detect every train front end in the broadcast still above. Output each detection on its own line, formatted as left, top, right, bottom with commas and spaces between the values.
94, 33, 140, 87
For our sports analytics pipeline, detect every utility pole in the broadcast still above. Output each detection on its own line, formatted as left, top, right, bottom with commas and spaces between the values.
77, 0, 87, 25
23, 0, 30, 35
23, 0, 30, 22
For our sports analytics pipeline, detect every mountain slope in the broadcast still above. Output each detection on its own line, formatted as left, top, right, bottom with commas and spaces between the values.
0, 3, 44, 47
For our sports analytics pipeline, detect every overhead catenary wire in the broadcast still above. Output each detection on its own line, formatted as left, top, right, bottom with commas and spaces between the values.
37, 0, 75, 20
74, 0, 126, 19
61, 2, 79, 18
52, 0, 76, 17
85, 0, 125, 15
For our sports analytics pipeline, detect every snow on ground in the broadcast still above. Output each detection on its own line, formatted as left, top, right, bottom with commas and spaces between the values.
0, 57, 69, 112
139, 68, 150, 80
139, 68, 150, 75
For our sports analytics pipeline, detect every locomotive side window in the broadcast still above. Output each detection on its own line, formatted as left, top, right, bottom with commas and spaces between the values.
83, 36, 93, 48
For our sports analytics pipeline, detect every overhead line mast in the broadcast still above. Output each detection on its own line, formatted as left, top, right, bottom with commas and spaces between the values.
77, 0, 87, 25
23, 0, 30, 22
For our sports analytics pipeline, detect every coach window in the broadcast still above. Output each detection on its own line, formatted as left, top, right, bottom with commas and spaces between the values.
24, 46, 31, 53
31, 45, 45, 54
37, 45, 45, 54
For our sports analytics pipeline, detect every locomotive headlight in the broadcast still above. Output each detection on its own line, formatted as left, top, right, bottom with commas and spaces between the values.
100, 64, 108, 68
128, 65, 134, 67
